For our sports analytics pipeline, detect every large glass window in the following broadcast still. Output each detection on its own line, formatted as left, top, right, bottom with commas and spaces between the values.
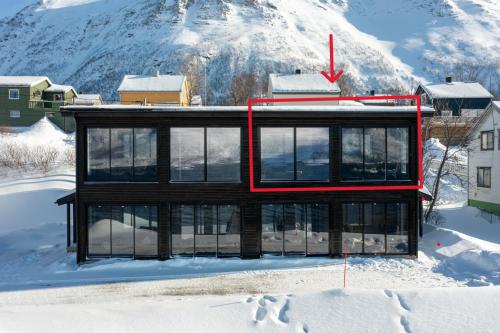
261, 203, 329, 255
341, 128, 363, 179
170, 204, 240, 257
260, 127, 330, 181
386, 203, 408, 253
207, 128, 241, 181
110, 129, 133, 181
87, 128, 157, 182
87, 128, 111, 181
170, 128, 205, 181
387, 128, 409, 180
342, 127, 409, 180
170, 128, 241, 182
364, 128, 386, 179
341, 203, 363, 253
87, 205, 158, 257
342, 202, 409, 254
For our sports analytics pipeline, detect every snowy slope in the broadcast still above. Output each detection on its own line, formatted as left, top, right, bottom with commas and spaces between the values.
0, 0, 498, 103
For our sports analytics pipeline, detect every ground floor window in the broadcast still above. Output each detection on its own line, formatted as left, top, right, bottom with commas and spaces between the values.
87, 205, 158, 257
170, 204, 240, 257
341, 202, 408, 254
261, 203, 329, 256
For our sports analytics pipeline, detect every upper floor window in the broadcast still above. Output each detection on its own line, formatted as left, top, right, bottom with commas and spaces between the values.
342, 127, 409, 180
170, 127, 240, 182
8, 89, 19, 100
9, 110, 20, 118
481, 131, 494, 150
87, 128, 157, 182
260, 127, 329, 181
477, 167, 491, 188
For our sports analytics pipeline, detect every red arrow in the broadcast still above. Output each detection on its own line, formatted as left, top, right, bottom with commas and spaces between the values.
321, 34, 344, 84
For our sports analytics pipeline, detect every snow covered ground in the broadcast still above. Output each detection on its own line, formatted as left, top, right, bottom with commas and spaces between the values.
0, 121, 499, 332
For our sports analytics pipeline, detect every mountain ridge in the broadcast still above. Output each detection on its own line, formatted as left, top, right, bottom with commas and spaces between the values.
0, 0, 498, 103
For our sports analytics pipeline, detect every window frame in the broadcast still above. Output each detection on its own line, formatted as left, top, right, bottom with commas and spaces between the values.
259, 126, 331, 182
9, 110, 20, 118
477, 167, 491, 188
341, 201, 409, 255
8, 89, 19, 100
86, 204, 159, 259
169, 127, 242, 183
480, 131, 494, 151
261, 202, 330, 256
341, 126, 410, 181
169, 203, 241, 257
85, 127, 158, 183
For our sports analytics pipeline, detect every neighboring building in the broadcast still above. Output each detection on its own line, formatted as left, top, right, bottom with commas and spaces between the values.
117, 72, 190, 106
467, 101, 500, 216
360, 90, 396, 107
416, 77, 492, 117
74, 94, 103, 106
267, 71, 341, 105
60, 104, 433, 264
0, 76, 77, 132
417, 78, 493, 145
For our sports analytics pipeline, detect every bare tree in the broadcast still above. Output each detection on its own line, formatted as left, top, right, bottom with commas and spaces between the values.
423, 99, 476, 220
181, 55, 201, 104
231, 72, 258, 105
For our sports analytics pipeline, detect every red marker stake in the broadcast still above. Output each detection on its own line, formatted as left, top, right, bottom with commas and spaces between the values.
321, 34, 344, 84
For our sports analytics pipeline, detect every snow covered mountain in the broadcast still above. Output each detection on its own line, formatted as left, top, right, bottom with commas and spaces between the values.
0, 0, 498, 103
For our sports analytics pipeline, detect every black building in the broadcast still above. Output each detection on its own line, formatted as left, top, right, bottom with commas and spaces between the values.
62, 104, 434, 264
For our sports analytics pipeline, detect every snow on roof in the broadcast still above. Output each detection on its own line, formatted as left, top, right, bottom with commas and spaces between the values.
269, 73, 341, 93
75, 94, 101, 100
74, 94, 102, 105
0, 76, 51, 87
493, 101, 500, 109
45, 84, 77, 94
63, 104, 434, 114
117, 74, 185, 92
466, 101, 500, 139
420, 82, 492, 99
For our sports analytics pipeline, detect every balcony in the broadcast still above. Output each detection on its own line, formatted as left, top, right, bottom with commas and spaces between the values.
29, 100, 72, 110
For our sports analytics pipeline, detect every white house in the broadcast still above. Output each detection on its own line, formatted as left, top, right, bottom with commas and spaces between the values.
467, 101, 500, 216
267, 71, 341, 105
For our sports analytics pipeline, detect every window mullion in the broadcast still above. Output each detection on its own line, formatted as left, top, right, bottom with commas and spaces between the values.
293, 128, 297, 181
204, 128, 208, 182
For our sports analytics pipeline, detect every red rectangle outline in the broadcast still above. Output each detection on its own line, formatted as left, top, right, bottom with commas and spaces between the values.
247, 95, 423, 193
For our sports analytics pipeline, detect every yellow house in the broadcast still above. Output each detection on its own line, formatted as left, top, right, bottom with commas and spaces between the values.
117, 72, 190, 106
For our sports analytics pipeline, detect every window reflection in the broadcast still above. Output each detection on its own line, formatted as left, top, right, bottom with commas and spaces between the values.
296, 128, 329, 181
341, 128, 363, 179
260, 128, 294, 181
170, 128, 205, 181
207, 128, 240, 181
87, 205, 158, 258
342, 202, 409, 254
87, 128, 157, 181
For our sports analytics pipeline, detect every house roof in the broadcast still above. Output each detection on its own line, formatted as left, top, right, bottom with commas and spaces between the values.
74, 94, 102, 105
418, 81, 492, 99
45, 84, 78, 96
55, 191, 75, 205
466, 101, 500, 140
117, 74, 186, 92
0, 76, 51, 87
269, 73, 341, 94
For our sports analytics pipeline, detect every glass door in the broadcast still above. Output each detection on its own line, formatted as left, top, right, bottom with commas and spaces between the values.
284, 204, 306, 255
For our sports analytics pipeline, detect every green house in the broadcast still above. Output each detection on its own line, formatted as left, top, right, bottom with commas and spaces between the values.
0, 76, 78, 132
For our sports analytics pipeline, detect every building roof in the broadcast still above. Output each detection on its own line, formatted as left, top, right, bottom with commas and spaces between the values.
74, 94, 102, 105
45, 84, 78, 95
269, 73, 341, 94
466, 101, 500, 140
117, 74, 186, 92
62, 104, 434, 115
0, 76, 51, 87
418, 81, 493, 99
